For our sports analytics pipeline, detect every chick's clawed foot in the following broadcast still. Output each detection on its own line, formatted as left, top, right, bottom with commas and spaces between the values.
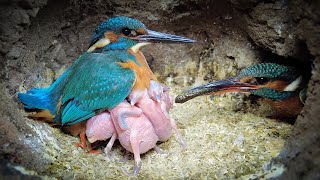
170, 118, 187, 148
133, 160, 142, 176
154, 145, 166, 155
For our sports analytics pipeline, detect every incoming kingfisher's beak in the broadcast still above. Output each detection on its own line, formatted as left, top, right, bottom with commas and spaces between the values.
134, 29, 196, 43
175, 78, 258, 103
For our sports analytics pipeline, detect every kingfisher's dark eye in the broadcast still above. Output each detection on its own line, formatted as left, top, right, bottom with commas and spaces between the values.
255, 77, 270, 85
122, 28, 132, 36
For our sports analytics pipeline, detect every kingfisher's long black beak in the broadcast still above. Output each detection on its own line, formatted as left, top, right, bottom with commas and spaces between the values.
135, 30, 195, 43
175, 78, 258, 103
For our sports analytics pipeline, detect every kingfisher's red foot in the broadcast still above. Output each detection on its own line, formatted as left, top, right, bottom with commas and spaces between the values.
75, 142, 87, 149
89, 149, 101, 154
75, 132, 87, 149
75, 134, 101, 154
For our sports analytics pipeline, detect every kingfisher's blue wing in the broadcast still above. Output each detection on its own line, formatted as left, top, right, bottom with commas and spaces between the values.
59, 52, 136, 125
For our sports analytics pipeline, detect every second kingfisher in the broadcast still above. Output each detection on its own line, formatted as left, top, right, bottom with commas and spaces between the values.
176, 63, 307, 120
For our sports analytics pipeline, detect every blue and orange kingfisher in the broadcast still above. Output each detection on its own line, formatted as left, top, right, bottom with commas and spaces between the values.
176, 63, 308, 121
18, 16, 195, 148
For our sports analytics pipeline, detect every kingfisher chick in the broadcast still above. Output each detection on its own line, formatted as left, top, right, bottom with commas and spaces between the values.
176, 63, 307, 120
18, 16, 194, 139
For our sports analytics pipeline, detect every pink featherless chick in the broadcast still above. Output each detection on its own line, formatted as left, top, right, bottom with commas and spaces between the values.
109, 100, 159, 175
129, 80, 186, 147
85, 111, 117, 154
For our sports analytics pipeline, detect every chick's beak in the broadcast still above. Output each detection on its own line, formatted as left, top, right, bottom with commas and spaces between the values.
134, 29, 196, 43
175, 78, 258, 103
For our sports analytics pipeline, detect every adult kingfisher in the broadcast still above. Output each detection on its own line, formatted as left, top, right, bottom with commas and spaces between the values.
18, 16, 195, 147
175, 63, 307, 120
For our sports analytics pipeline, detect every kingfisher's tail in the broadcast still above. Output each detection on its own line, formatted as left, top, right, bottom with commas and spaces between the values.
18, 65, 73, 122
18, 87, 59, 121
18, 88, 52, 110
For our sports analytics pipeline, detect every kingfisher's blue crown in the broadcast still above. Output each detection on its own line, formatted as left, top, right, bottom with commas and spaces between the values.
239, 63, 299, 82
95, 16, 146, 35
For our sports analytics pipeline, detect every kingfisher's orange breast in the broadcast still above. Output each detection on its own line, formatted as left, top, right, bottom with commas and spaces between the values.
264, 96, 303, 120
118, 50, 157, 91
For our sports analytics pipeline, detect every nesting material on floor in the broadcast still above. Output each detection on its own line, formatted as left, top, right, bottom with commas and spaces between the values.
43, 87, 293, 179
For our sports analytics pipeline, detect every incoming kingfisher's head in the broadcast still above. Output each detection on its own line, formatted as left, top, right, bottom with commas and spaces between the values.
87, 16, 195, 53
176, 63, 306, 103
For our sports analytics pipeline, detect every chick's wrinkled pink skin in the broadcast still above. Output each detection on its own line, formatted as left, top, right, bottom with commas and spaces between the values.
148, 80, 164, 102
85, 111, 118, 155
129, 88, 186, 147
130, 80, 167, 106
85, 81, 185, 175
86, 112, 115, 143
109, 101, 159, 175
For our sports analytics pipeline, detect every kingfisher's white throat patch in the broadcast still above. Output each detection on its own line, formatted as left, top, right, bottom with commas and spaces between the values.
87, 38, 111, 52
284, 76, 302, 91
130, 42, 150, 53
